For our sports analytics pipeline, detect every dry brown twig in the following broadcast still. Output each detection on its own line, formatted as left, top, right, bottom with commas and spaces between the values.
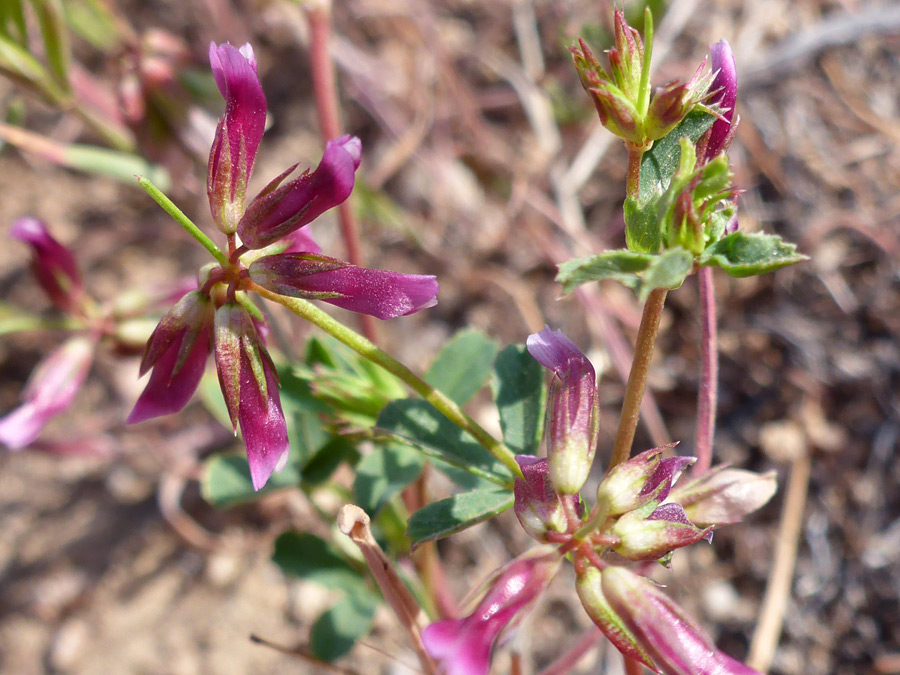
337, 504, 438, 675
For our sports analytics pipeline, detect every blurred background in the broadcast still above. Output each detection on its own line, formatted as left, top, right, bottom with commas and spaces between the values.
0, 0, 898, 673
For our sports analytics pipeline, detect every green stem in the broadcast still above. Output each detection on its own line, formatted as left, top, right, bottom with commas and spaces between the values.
0, 314, 83, 336
248, 282, 523, 480
137, 176, 229, 268
608, 287, 667, 469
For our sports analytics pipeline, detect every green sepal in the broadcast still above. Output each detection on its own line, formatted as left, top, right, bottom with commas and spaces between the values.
699, 232, 808, 277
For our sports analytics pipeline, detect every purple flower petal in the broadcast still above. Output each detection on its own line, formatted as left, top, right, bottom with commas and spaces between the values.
422, 618, 493, 675
207, 42, 267, 232
127, 320, 212, 424
237, 135, 362, 249
0, 402, 55, 450
647, 501, 693, 524
0, 336, 95, 449
526, 326, 589, 376
281, 225, 322, 254
10, 218, 83, 313
705, 40, 737, 160
670, 467, 778, 527
238, 348, 289, 491
422, 551, 560, 675
640, 454, 696, 502
250, 253, 439, 319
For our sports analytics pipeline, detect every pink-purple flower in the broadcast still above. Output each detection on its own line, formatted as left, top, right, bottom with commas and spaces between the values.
513, 455, 582, 542
704, 40, 737, 161
0, 336, 95, 449
422, 549, 560, 675
127, 290, 214, 424
237, 135, 362, 249
207, 42, 267, 233
249, 251, 438, 319
526, 327, 599, 494
10, 218, 84, 314
213, 301, 288, 490
128, 43, 438, 491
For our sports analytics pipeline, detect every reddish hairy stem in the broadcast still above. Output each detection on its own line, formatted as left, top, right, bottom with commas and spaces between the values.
626, 144, 644, 198
306, 3, 377, 344
694, 266, 718, 474
609, 288, 667, 469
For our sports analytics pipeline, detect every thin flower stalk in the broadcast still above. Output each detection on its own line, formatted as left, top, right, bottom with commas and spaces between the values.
247, 281, 522, 480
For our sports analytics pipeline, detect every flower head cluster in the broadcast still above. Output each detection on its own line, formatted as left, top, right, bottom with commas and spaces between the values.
1, 220, 97, 450
571, 8, 717, 149
128, 42, 438, 490
499, 327, 773, 673
1, 219, 187, 451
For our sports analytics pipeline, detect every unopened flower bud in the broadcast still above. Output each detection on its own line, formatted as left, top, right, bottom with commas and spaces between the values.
10, 218, 83, 314
704, 40, 738, 161
597, 446, 693, 517
575, 565, 655, 670
527, 327, 599, 494
612, 502, 712, 561
513, 455, 581, 542
601, 566, 762, 674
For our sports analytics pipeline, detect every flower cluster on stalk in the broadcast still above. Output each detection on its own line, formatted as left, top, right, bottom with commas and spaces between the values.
0, 218, 192, 452
423, 328, 774, 675
128, 42, 438, 490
